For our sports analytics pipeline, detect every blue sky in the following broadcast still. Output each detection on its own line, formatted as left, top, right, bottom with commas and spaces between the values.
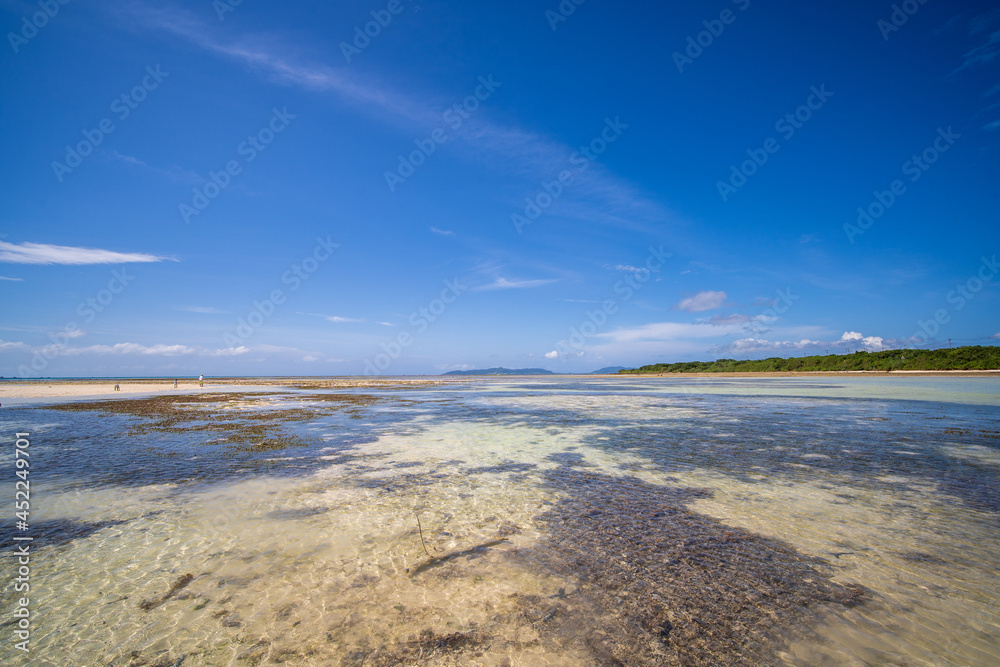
1, 0, 998, 377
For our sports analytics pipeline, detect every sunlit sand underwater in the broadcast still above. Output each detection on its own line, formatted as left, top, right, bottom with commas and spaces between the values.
2, 376, 999, 665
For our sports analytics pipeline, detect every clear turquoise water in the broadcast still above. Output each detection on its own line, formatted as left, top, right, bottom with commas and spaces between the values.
1, 376, 998, 665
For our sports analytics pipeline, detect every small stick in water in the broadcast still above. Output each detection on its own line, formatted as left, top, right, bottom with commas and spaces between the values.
416, 514, 431, 557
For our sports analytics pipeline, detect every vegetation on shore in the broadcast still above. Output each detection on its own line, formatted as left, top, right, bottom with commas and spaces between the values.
620, 345, 1000, 374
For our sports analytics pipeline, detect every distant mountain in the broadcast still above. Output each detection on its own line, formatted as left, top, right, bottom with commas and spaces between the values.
589, 366, 627, 374
442, 367, 556, 376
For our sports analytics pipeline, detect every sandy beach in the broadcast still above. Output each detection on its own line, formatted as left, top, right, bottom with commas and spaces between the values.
0, 379, 221, 400
3, 370, 999, 400
0, 376, 463, 400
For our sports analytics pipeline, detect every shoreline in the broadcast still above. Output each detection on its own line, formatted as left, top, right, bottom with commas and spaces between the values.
1, 370, 998, 400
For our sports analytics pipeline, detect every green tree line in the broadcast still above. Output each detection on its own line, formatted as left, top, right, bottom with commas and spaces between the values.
620, 345, 1000, 374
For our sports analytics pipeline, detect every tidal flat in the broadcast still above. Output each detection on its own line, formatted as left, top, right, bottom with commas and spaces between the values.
1, 376, 998, 665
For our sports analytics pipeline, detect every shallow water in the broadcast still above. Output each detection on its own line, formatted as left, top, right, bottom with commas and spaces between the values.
1, 377, 998, 665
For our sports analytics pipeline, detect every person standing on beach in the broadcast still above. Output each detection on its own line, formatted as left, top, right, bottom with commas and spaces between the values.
174, 379, 178, 389
199, 374, 204, 388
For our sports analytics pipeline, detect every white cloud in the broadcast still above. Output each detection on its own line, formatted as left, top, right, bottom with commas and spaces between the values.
0, 339, 30, 350
0, 275, 24, 281
430, 227, 455, 236
545, 350, 559, 359
0, 241, 174, 265
674, 290, 727, 313
840, 331, 884, 350
710, 330, 889, 356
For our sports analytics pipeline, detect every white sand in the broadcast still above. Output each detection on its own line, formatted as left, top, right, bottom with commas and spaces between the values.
0, 376, 463, 400
0, 380, 210, 399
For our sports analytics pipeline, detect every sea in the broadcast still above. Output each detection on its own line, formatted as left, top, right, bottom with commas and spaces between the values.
1, 375, 998, 665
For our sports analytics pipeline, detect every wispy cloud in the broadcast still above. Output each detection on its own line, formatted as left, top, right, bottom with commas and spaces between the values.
430, 227, 455, 236
710, 337, 823, 355
110, 150, 147, 167
113, 1, 672, 230
955, 28, 1000, 72
703, 313, 753, 326
0, 241, 174, 265
596, 321, 748, 344
60, 342, 248, 356
300, 312, 363, 323
612, 264, 649, 274
970, 8, 1000, 35
935, 13, 967, 36
0, 275, 24, 281
674, 290, 728, 313
475, 277, 558, 291
175, 306, 230, 314
0, 338, 248, 357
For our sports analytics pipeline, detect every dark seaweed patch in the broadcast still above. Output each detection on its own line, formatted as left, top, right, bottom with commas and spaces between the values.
340, 629, 488, 665
139, 573, 195, 611
0, 518, 128, 551
896, 551, 948, 565
521, 463, 867, 665
31, 392, 393, 487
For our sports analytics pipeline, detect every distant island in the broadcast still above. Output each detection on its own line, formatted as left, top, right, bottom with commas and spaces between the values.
590, 366, 628, 374
620, 346, 1000, 374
